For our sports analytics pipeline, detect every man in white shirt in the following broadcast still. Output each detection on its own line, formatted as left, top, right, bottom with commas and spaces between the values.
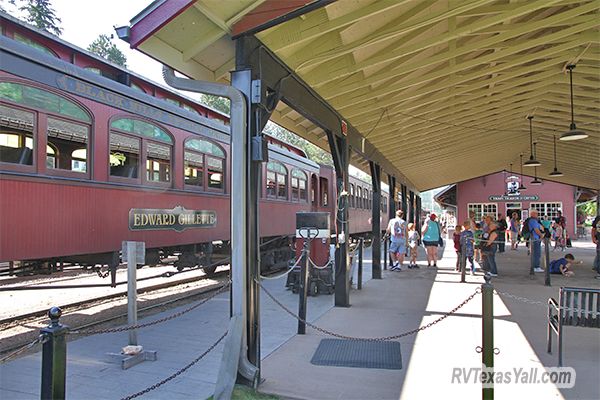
386, 210, 408, 270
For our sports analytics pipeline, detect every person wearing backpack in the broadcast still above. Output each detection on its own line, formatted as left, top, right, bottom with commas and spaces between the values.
386, 210, 408, 271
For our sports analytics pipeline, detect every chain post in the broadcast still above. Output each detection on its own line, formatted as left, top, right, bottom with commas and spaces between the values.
357, 238, 363, 290
544, 236, 551, 286
383, 238, 388, 270
482, 276, 494, 400
297, 240, 310, 335
40, 307, 68, 400
529, 236, 535, 278
460, 239, 467, 283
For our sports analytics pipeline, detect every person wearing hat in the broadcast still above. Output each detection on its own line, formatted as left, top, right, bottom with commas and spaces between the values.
422, 213, 442, 268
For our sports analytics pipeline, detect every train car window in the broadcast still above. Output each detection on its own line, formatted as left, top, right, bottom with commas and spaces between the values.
349, 184, 354, 208
364, 189, 369, 210
266, 161, 287, 200
320, 177, 329, 207
13, 33, 58, 57
0, 82, 91, 123
311, 174, 317, 205
0, 105, 34, 166
357, 186, 362, 208
110, 118, 172, 144
146, 142, 171, 182
291, 169, 307, 202
130, 83, 145, 93
47, 117, 89, 173
184, 138, 225, 191
110, 133, 140, 179
207, 157, 224, 190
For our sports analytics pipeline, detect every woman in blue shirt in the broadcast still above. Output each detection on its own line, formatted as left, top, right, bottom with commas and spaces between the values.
421, 214, 442, 268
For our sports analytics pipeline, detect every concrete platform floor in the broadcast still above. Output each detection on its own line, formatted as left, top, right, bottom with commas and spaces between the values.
259, 241, 600, 400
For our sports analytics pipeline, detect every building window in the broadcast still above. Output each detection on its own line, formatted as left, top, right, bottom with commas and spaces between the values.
184, 137, 225, 191
266, 161, 287, 200
530, 202, 562, 221
468, 203, 498, 222
109, 117, 172, 185
291, 169, 307, 202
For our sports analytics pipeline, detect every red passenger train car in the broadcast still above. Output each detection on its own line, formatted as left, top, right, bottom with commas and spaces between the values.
0, 13, 389, 277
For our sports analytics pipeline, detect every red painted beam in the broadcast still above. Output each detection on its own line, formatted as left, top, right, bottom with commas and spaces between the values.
129, 0, 196, 49
232, 0, 315, 37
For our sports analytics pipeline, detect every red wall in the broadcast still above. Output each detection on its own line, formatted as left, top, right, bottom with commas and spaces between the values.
456, 172, 576, 235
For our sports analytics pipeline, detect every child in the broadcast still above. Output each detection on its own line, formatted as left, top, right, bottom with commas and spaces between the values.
473, 222, 483, 263
553, 223, 565, 251
407, 223, 420, 269
453, 225, 462, 271
549, 253, 581, 277
460, 220, 476, 275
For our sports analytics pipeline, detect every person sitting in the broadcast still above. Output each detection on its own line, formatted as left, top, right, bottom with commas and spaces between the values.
549, 253, 581, 277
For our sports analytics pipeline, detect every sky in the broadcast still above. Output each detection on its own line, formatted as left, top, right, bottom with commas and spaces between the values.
5, 0, 165, 84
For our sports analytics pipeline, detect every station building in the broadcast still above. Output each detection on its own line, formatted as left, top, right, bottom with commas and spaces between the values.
435, 171, 593, 237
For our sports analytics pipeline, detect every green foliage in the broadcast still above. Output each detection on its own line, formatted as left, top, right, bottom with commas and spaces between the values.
16, 0, 62, 35
264, 122, 333, 167
577, 201, 597, 218
199, 94, 230, 115
87, 34, 127, 67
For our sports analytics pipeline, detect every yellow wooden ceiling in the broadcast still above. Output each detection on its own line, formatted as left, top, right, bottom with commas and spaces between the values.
132, 0, 600, 190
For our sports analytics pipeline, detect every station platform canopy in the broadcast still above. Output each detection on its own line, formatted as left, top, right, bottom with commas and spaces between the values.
124, 0, 599, 191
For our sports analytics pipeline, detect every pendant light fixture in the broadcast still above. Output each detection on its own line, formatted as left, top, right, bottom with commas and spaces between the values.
531, 143, 543, 185
549, 134, 564, 177
560, 64, 588, 141
524, 116, 541, 167
518, 153, 527, 191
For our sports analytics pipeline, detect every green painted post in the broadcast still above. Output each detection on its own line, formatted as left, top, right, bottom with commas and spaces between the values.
482, 276, 494, 400
40, 307, 68, 400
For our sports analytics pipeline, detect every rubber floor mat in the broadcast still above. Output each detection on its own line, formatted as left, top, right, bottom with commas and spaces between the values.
310, 339, 402, 369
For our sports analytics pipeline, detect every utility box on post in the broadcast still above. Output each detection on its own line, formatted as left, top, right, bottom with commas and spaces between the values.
287, 212, 333, 296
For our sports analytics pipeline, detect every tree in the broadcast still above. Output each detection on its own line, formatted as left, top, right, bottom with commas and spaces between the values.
264, 122, 333, 166
17, 0, 62, 36
87, 34, 127, 67
199, 94, 230, 115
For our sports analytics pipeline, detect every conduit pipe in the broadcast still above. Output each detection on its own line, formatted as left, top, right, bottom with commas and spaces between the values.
162, 67, 258, 394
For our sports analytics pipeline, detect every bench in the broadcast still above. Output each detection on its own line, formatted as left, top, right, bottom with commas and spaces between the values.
547, 287, 600, 366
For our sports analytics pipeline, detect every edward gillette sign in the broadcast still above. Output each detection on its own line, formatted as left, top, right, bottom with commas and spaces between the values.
129, 206, 216, 231
488, 194, 539, 202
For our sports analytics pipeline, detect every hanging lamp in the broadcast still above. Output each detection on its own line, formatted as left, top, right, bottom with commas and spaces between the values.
518, 154, 527, 191
549, 135, 564, 177
560, 64, 588, 141
531, 143, 543, 185
524, 116, 541, 167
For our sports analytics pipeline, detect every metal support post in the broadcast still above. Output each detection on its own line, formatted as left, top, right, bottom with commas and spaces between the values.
383, 239, 388, 270
357, 238, 363, 290
41, 307, 68, 400
460, 240, 467, 283
529, 236, 535, 278
297, 242, 310, 334
481, 276, 494, 400
369, 161, 382, 279
544, 237, 551, 286
127, 241, 138, 346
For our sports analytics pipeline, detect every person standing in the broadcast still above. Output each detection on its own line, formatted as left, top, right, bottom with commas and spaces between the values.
481, 217, 499, 276
407, 223, 420, 269
386, 210, 407, 271
592, 214, 600, 279
422, 213, 442, 268
528, 210, 545, 273
496, 214, 507, 253
460, 220, 476, 275
509, 212, 520, 250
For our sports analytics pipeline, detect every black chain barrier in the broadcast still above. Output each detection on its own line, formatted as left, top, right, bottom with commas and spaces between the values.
0, 335, 47, 364
256, 279, 481, 341
121, 330, 228, 400
68, 281, 231, 335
